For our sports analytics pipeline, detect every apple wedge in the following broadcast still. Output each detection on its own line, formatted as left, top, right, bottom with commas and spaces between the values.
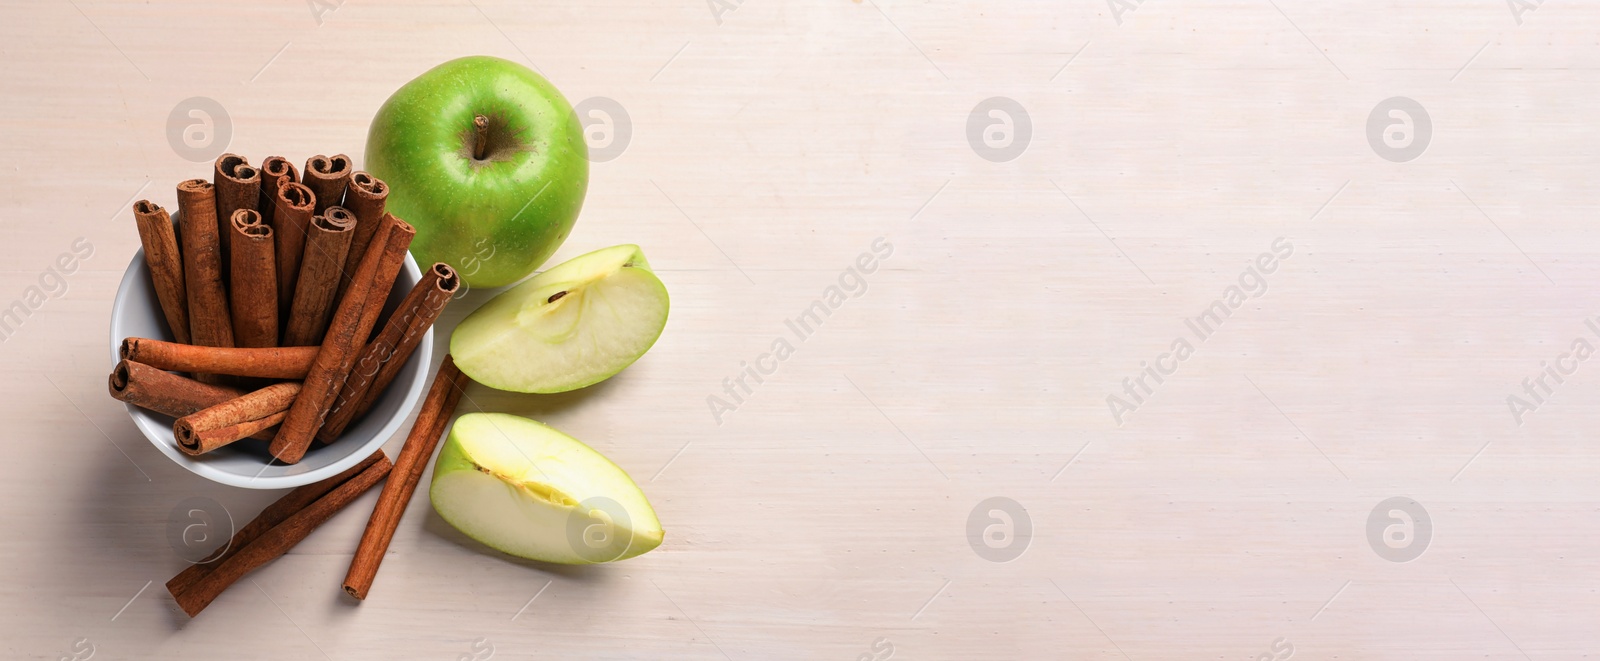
451, 244, 669, 393
429, 412, 663, 564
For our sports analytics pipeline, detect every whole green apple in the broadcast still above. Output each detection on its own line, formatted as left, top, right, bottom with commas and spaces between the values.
365, 55, 588, 288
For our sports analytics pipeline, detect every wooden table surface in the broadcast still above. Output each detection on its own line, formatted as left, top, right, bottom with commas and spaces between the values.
4, 1, 1598, 658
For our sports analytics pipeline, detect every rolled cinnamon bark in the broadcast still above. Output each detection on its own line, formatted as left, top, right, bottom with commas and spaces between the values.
271, 214, 415, 464
342, 356, 468, 599
166, 450, 385, 600
320, 263, 458, 441
337, 172, 388, 299
109, 360, 277, 441
176, 180, 235, 371
108, 359, 246, 418
169, 451, 393, 617
132, 200, 190, 345
174, 381, 301, 455
259, 156, 298, 228
273, 182, 316, 320
213, 154, 259, 276
228, 209, 277, 348
283, 207, 356, 346
121, 337, 317, 379
303, 154, 352, 215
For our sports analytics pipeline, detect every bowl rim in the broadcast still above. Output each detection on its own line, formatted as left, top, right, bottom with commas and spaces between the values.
111, 249, 431, 489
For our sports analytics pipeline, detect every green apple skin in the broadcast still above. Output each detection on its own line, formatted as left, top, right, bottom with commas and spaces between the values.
365, 55, 588, 288
429, 413, 663, 565
451, 244, 669, 393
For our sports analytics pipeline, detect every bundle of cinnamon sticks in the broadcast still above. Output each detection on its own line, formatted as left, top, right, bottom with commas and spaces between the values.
114, 154, 461, 463
114, 154, 477, 615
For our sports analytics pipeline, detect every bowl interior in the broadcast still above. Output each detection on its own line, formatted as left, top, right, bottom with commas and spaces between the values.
111, 238, 431, 489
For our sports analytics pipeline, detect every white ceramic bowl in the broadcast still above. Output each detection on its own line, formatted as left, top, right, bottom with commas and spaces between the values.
110, 247, 431, 489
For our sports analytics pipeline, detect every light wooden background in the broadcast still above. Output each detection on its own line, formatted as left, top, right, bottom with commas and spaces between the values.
3, 0, 1599, 658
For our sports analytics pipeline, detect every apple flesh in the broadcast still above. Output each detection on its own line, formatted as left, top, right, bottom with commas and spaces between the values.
365, 55, 588, 288
429, 412, 663, 564
451, 244, 669, 393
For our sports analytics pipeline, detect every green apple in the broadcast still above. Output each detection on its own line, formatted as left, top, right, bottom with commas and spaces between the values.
365, 55, 588, 288
451, 244, 668, 393
430, 412, 663, 564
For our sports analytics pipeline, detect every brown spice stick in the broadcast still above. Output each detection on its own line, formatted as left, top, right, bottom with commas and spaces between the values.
320, 263, 459, 442
165, 450, 385, 600
185, 415, 285, 451
121, 338, 317, 379
258, 156, 298, 227
283, 207, 356, 346
273, 182, 316, 321
227, 209, 278, 348
342, 356, 468, 600
271, 215, 415, 464
132, 200, 190, 345
176, 180, 235, 371
213, 154, 259, 276
303, 154, 352, 215
169, 452, 393, 617
109, 359, 246, 418
174, 381, 301, 455
337, 172, 388, 299
348, 217, 415, 343
108, 360, 277, 442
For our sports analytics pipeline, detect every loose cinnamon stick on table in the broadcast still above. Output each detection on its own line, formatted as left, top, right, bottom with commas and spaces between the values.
121, 338, 317, 380
337, 171, 388, 299
271, 214, 415, 464
283, 207, 356, 346
176, 180, 235, 377
258, 156, 298, 227
174, 381, 301, 455
213, 154, 260, 276
303, 154, 353, 215
165, 450, 385, 600
169, 451, 393, 617
108, 359, 246, 418
320, 263, 459, 441
131, 200, 190, 344
343, 356, 468, 600
227, 209, 278, 348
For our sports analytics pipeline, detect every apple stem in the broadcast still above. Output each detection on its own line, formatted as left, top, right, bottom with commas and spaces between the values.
472, 115, 489, 160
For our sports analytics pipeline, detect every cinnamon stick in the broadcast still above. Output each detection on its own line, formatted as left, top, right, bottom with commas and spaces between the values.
213, 154, 260, 276
258, 156, 298, 228
176, 180, 235, 373
227, 209, 278, 348
174, 381, 301, 455
337, 171, 387, 299
273, 182, 315, 321
121, 338, 317, 380
165, 450, 385, 600
132, 200, 190, 344
343, 356, 468, 600
169, 451, 393, 617
320, 263, 458, 441
303, 154, 352, 215
283, 207, 356, 346
108, 359, 246, 418
271, 214, 414, 464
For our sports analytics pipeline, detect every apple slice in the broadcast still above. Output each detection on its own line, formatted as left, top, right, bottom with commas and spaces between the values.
451, 244, 669, 393
429, 412, 664, 564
